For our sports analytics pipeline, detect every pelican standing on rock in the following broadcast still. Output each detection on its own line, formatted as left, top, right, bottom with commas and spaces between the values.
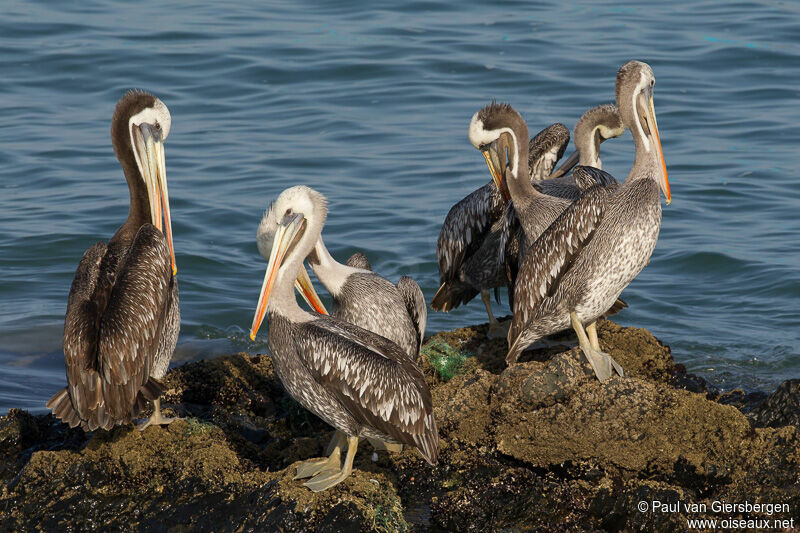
506, 61, 670, 381
432, 119, 571, 337
500, 103, 628, 305
257, 210, 426, 358
47, 90, 180, 431
250, 186, 438, 492
258, 204, 427, 456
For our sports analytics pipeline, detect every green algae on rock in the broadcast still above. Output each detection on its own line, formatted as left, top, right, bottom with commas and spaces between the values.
2, 320, 799, 531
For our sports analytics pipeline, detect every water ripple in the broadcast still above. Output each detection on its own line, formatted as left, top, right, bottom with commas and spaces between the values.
1, 0, 799, 411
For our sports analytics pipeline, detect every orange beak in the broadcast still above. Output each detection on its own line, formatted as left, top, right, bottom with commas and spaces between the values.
250, 213, 304, 340
157, 144, 177, 275
482, 143, 510, 203
648, 96, 670, 205
294, 264, 328, 315
137, 123, 177, 275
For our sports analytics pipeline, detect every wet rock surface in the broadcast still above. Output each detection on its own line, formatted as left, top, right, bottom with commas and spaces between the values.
2, 319, 799, 531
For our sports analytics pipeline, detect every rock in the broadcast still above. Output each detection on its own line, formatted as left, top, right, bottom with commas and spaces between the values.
495, 377, 756, 485
1, 322, 798, 531
748, 379, 800, 429
433, 367, 496, 446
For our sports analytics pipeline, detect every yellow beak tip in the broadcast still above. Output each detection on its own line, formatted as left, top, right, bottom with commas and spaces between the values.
172, 267, 178, 276
249, 332, 256, 341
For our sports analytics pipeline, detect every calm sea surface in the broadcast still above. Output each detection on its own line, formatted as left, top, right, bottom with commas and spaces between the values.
1, 1, 799, 412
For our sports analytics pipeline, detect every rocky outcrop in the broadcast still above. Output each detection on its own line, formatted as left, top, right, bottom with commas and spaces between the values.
1, 320, 798, 531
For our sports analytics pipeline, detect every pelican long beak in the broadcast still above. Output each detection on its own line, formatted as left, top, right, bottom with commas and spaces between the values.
294, 264, 328, 315
136, 124, 177, 275
548, 150, 580, 179
483, 137, 510, 203
250, 213, 304, 340
647, 96, 670, 205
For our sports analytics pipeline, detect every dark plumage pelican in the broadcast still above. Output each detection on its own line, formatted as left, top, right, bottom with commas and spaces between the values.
432, 119, 571, 338
46, 90, 179, 431
506, 61, 670, 380
249, 186, 438, 492
257, 203, 427, 457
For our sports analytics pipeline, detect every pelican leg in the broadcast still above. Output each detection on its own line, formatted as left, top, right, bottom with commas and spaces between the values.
366, 437, 403, 453
304, 435, 359, 492
483, 290, 510, 339
324, 430, 348, 456
570, 312, 624, 382
137, 398, 180, 431
294, 432, 345, 480
586, 321, 601, 351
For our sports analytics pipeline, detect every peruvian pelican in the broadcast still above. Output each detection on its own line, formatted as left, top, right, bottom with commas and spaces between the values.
47, 90, 179, 431
249, 186, 438, 492
432, 120, 572, 337
506, 61, 670, 381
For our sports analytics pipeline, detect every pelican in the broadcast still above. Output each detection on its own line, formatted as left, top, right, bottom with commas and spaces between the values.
469, 103, 574, 268
249, 186, 438, 492
500, 103, 628, 306
505, 61, 670, 381
257, 207, 426, 459
256, 210, 426, 358
432, 120, 572, 338
46, 90, 179, 431
343, 252, 425, 337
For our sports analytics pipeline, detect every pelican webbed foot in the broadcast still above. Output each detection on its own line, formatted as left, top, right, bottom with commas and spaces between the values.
137, 398, 182, 431
294, 453, 342, 480
570, 313, 624, 382
303, 435, 359, 492
295, 431, 346, 480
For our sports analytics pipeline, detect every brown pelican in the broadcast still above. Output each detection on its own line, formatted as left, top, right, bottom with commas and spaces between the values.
258, 215, 425, 460
506, 61, 670, 381
500, 103, 628, 305
46, 90, 179, 431
431, 120, 572, 338
256, 211, 426, 358
249, 186, 438, 492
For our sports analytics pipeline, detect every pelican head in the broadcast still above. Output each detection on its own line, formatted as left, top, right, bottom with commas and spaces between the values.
468, 102, 530, 202
574, 103, 625, 169
345, 252, 371, 270
112, 90, 177, 274
251, 186, 329, 340
257, 191, 329, 317
616, 61, 670, 204
549, 104, 626, 178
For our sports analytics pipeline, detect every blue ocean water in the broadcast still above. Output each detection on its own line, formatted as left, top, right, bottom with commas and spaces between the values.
1, 1, 799, 412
